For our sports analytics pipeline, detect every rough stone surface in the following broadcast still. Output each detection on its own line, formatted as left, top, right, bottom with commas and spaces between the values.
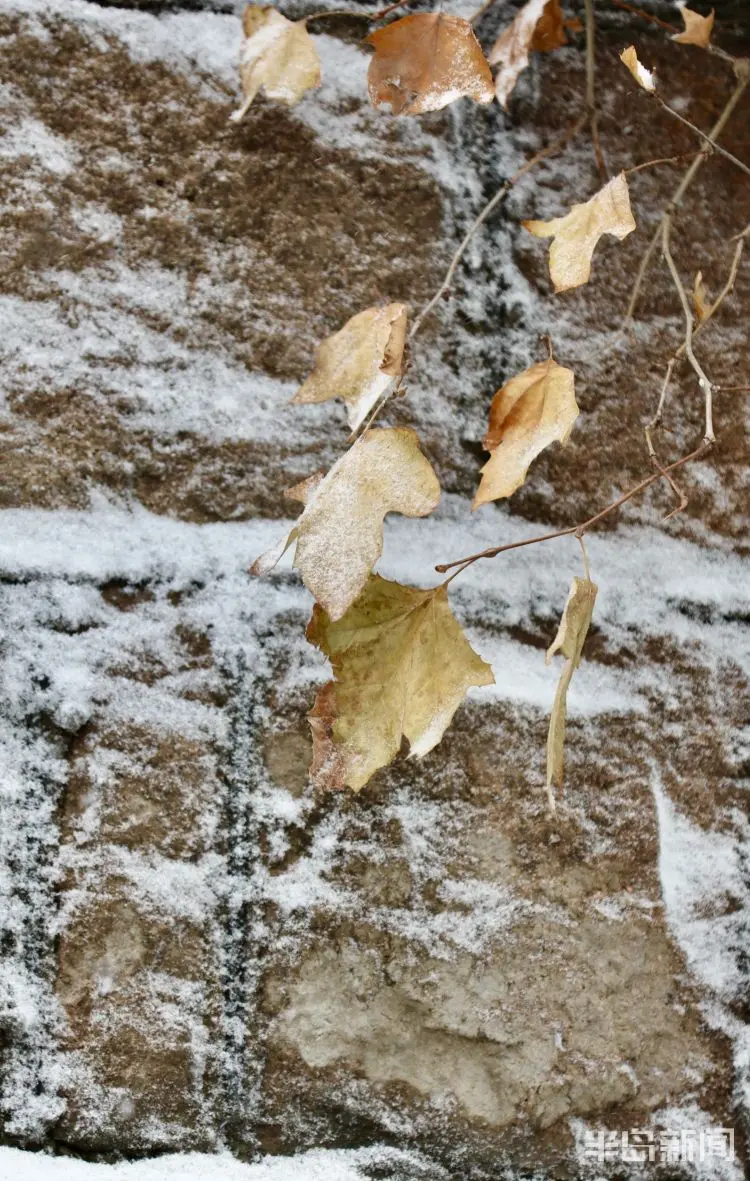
0, 1, 748, 1178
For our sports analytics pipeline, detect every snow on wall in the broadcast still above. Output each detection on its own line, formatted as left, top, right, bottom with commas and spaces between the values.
0, 0, 747, 1170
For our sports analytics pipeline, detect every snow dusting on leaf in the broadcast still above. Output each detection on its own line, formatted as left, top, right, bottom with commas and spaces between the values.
307, 574, 493, 792
293, 303, 407, 432
366, 13, 494, 116
488, 0, 562, 109
230, 5, 321, 123
523, 172, 636, 292
251, 428, 441, 620
620, 44, 656, 92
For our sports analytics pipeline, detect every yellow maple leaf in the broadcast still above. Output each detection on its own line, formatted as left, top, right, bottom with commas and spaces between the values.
366, 13, 494, 116
474, 358, 579, 507
293, 304, 407, 432
546, 576, 598, 803
230, 5, 321, 123
489, 0, 563, 109
250, 427, 440, 620
672, 6, 715, 49
307, 574, 494, 792
524, 172, 636, 293
619, 44, 656, 91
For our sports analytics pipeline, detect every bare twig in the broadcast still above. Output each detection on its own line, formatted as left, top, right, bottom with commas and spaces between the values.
645, 218, 747, 465
625, 152, 696, 175
409, 113, 587, 342
716, 385, 750, 392
660, 249, 713, 447
608, 0, 678, 33
661, 214, 716, 441
656, 96, 750, 180
649, 448, 688, 519
583, 0, 607, 179
624, 71, 749, 326
306, 0, 411, 22
645, 357, 676, 456
437, 443, 712, 576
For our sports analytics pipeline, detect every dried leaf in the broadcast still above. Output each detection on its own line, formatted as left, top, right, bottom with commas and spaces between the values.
692, 270, 711, 322
474, 358, 579, 507
530, 0, 567, 53
523, 172, 636, 293
307, 574, 494, 791
546, 576, 598, 792
489, 0, 562, 109
230, 5, 321, 122
366, 13, 494, 116
672, 5, 715, 49
250, 427, 440, 620
619, 44, 656, 91
293, 304, 407, 431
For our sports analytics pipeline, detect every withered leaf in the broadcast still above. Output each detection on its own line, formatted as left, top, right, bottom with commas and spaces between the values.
366, 13, 494, 116
523, 172, 636, 293
230, 5, 321, 123
307, 574, 494, 792
489, 0, 563, 109
474, 358, 579, 507
250, 427, 440, 620
672, 6, 715, 49
530, 0, 567, 53
546, 576, 598, 799
293, 304, 407, 431
619, 44, 656, 91
692, 271, 711, 322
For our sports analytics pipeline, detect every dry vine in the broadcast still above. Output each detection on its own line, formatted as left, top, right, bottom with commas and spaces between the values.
240, 0, 748, 812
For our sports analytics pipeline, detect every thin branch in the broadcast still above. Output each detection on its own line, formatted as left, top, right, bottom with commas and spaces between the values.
409, 112, 586, 342
624, 71, 749, 326
305, 0, 411, 22
645, 357, 676, 454
608, 0, 678, 34
371, 0, 413, 19
661, 214, 716, 441
716, 385, 750, 392
656, 96, 750, 180
625, 151, 695, 175
436, 442, 712, 576
583, 0, 607, 179
644, 217, 746, 465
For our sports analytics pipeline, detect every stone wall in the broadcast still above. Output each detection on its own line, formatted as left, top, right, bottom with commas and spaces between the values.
0, 1, 748, 1176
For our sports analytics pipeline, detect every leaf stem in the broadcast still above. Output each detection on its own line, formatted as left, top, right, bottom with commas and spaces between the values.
577, 534, 591, 581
